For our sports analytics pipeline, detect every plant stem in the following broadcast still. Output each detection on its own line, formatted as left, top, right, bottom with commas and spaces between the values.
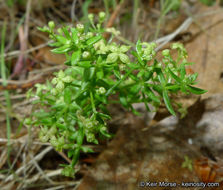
1, 20, 12, 167
105, 67, 135, 96
90, 91, 96, 113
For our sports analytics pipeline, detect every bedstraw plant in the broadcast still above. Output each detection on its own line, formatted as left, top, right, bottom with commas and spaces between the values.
25, 12, 206, 177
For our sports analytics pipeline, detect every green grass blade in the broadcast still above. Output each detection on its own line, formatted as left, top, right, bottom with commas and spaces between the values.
1, 21, 12, 167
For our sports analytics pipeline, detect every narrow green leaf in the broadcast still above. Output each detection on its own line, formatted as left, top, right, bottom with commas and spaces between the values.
83, 68, 90, 81
68, 150, 75, 158
114, 70, 121, 79
97, 112, 111, 119
168, 68, 181, 83
96, 69, 104, 79
165, 84, 180, 91
64, 87, 72, 104
37, 26, 49, 33
55, 35, 69, 44
163, 89, 176, 116
120, 95, 128, 107
64, 60, 71, 66
96, 79, 110, 89
72, 148, 80, 166
144, 70, 152, 81
41, 118, 53, 125
69, 131, 78, 141
77, 61, 92, 68
130, 83, 141, 94
71, 28, 78, 44
129, 73, 139, 81
51, 45, 71, 54
71, 49, 81, 66
51, 103, 66, 110
48, 42, 61, 47
100, 129, 112, 138
187, 85, 207, 94
180, 63, 186, 79
188, 73, 198, 83
137, 70, 145, 78
81, 146, 94, 153
56, 123, 67, 130
77, 129, 84, 145
89, 67, 95, 80
145, 87, 160, 103
131, 50, 143, 65
156, 68, 166, 85
33, 111, 51, 119
62, 26, 71, 40
69, 102, 81, 111
152, 85, 163, 95
136, 40, 141, 54
86, 35, 102, 45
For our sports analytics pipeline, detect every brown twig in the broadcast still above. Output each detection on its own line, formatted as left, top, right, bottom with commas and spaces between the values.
106, 0, 125, 28
103, 0, 125, 39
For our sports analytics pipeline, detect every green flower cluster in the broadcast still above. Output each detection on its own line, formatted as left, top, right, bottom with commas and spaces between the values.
26, 12, 206, 177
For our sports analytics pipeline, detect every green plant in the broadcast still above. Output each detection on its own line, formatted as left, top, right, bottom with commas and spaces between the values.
154, 0, 181, 39
182, 156, 193, 172
199, 0, 216, 6
1, 21, 12, 167
25, 12, 206, 177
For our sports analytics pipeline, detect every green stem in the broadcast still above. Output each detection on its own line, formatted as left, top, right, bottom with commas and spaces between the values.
90, 91, 96, 113
103, 0, 110, 20
105, 67, 135, 96
1, 20, 12, 167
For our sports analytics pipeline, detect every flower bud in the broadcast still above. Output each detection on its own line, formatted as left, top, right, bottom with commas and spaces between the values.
51, 88, 58, 95
86, 133, 95, 142
86, 121, 93, 129
58, 136, 65, 145
56, 81, 64, 91
24, 118, 32, 125
49, 34, 54, 39
48, 21, 55, 29
82, 51, 91, 59
49, 126, 57, 135
52, 78, 58, 85
57, 28, 63, 35
120, 45, 130, 53
99, 11, 106, 22
41, 26, 50, 33
156, 63, 162, 68
62, 76, 73, 83
100, 126, 107, 132
109, 45, 118, 52
58, 70, 65, 78
119, 64, 125, 71
41, 126, 48, 135
76, 23, 84, 33
40, 135, 49, 143
162, 49, 170, 57
50, 136, 58, 147
150, 42, 156, 48
88, 14, 94, 21
98, 87, 106, 94
79, 36, 85, 42
86, 32, 93, 39
119, 53, 130, 64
